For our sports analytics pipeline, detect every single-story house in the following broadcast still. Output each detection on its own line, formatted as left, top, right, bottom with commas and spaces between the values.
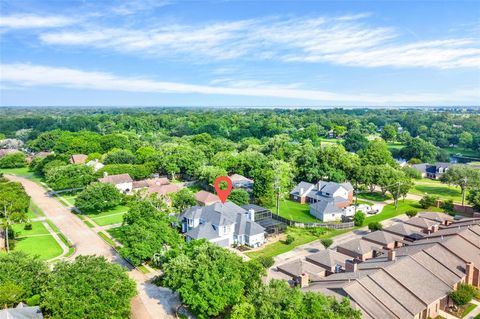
70, 154, 88, 164
98, 173, 133, 193
195, 190, 220, 206
132, 177, 169, 189
0, 303, 43, 319
290, 180, 354, 221
147, 183, 184, 198
229, 173, 254, 189
179, 201, 265, 248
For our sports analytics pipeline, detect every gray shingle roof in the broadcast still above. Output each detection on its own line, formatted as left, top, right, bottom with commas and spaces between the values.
362, 231, 403, 246
185, 222, 219, 240
336, 239, 383, 255
290, 181, 314, 196
0, 305, 43, 319
306, 249, 350, 269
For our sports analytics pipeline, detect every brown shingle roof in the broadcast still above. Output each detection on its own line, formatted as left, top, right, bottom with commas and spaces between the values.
70, 154, 88, 164
195, 190, 220, 205
147, 184, 183, 196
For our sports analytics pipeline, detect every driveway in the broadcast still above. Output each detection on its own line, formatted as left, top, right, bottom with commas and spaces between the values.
6, 175, 180, 319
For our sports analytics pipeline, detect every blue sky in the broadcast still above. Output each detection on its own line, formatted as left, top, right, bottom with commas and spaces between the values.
0, 0, 479, 107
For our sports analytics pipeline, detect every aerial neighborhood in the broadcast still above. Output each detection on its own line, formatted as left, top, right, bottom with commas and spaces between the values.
1, 108, 480, 319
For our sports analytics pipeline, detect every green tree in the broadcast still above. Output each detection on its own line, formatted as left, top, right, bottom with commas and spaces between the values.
320, 238, 333, 248
97, 164, 153, 180
42, 256, 136, 319
343, 131, 369, 152
405, 210, 417, 218
171, 188, 197, 211
441, 165, 480, 206
467, 189, 480, 211
449, 283, 476, 306
459, 132, 473, 148
75, 182, 122, 213
368, 222, 383, 231
400, 137, 437, 162
196, 165, 227, 185
0, 152, 26, 168
229, 189, 250, 206
358, 139, 395, 167
103, 148, 137, 164
45, 165, 95, 190
0, 252, 48, 306
381, 124, 397, 142
353, 211, 365, 226
419, 195, 438, 209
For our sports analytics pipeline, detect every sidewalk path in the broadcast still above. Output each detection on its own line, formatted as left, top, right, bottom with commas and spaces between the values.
6, 174, 180, 319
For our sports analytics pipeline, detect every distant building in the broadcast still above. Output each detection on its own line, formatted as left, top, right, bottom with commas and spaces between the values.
179, 201, 265, 248
70, 154, 88, 164
194, 190, 220, 206
412, 162, 452, 179
86, 159, 104, 172
0, 148, 19, 158
290, 180, 354, 221
98, 173, 133, 193
229, 173, 254, 190
0, 303, 43, 319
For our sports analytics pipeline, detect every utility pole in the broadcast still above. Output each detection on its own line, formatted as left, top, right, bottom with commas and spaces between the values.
395, 181, 400, 210
3, 205, 9, 253
274, 175, 280, 215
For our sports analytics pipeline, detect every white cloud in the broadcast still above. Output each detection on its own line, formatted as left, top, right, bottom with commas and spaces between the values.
1, 63, 479, 105
0, 14, 76, 29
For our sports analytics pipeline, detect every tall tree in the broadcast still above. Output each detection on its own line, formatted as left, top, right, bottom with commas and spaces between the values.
441, 165, 480, 206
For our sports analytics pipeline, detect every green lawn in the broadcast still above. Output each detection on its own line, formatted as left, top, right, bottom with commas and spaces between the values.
245, 227, 349, 259
386, 142, 405, 150
410, 179, 463, 203
0, 167, 44, 184
462, 303, 477, 318
86, 205, 129, 226
98, 231, 117, 247
62, 194, 78, 206
273, 199, 320, 223
12, 221, 49, 237
357, 192, 392, 202
364, 199, 443, 225
14, 236, 63, 260
27, 207, 36, 219
445, 146, 480, 158
107, 226, 126, 243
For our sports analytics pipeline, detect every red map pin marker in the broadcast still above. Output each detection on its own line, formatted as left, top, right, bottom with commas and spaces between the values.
214, 176, 233, 204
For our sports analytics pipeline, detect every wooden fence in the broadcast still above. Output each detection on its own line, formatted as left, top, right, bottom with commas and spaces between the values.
271, 214, 354, 229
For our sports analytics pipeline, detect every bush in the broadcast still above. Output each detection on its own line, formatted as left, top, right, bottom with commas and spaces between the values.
405, 210, 418, 218
449, 283, 476, 306
402, 166, 422, 179
308, 227, 327, 237
320, 238, 333, 248
285, 235, 295, 245
257, 256, 275, 268
0, 152, 26, 168
419, 195, 438, 209
24, 223, 32, 230
441, 199, 454, 213
353, 211, 366, 226
26, 294, 41, 306
368, 222, 383, 231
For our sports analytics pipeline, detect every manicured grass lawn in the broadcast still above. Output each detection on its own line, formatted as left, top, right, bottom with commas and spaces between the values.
86, 205, 129, 226
364, 199, 443, 225
245, 227, 349, 259
273, 199, 320, 223
12, 221, 49, 237
445, 146, 480, 158
357, 192, 392, 202
410, 179, 463, 203
62, 194, 77, 206
14, 236, 63, 260
461, 303, 477, 318
98, 231, 117, 247
0, 167, 44, 184
386, 142, 405, 150
107, 226, 126, 243
27, 207, 36, 219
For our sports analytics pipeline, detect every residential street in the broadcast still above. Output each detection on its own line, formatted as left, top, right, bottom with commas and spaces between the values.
6, 175, 179, 319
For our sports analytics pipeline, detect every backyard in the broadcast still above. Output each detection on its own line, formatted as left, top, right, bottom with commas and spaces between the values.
410, 179, 463, 203
272, 199, 320, 223
86, 204, 129, 226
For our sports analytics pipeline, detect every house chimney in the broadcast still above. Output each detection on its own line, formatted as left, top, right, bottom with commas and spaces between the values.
345, 259, 359, 272
431, 224, 439, 233
466, 262, 474, 285
248, 208, 255, 222
103, 171, 108, 177
387, 250, 396, 262
298, 272, 309, 288
300, 188, 304, 195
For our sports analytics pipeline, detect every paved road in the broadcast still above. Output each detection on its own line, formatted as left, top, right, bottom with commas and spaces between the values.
7, 175, 179, 319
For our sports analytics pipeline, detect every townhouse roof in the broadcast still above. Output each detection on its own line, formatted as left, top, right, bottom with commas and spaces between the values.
362, 231, 403, 246
404, 216, 439, 229
98, 173, 133, 185
195, 190, 220, 204
277, 259, 326, 280
336, 239, 383, 255
418, 212, 453, 223
305, 249, 350, 269
383, 223, 425, 240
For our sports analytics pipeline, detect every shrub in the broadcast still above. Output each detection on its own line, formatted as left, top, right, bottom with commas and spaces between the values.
0, 152, 26, 168
308, 227, 327, 237
24, 223, 32, 230
419, 195, 438, 209
257, 256, 275, 268
321, 238, 333, 248
441, 199, 454, 213
285, 235, 295, 245
405, 210, 417, 218
449, 283, 476, 306
353, 211, 366, 226
368, 222, 383, 231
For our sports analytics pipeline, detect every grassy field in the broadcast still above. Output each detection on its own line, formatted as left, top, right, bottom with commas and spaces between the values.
0, 167, 44, 184
107, 226, 126, 243
364, 199, 443, 225
245, 227, 349, 259
12, 221, 49, 236
445, 146, 480, 158
14, 236, 63, 260
357, 192, 392, 202
273, 199, 320, 223
410, 179, 463, 203
386, 142, 405, 150
86, 205, 129, 226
